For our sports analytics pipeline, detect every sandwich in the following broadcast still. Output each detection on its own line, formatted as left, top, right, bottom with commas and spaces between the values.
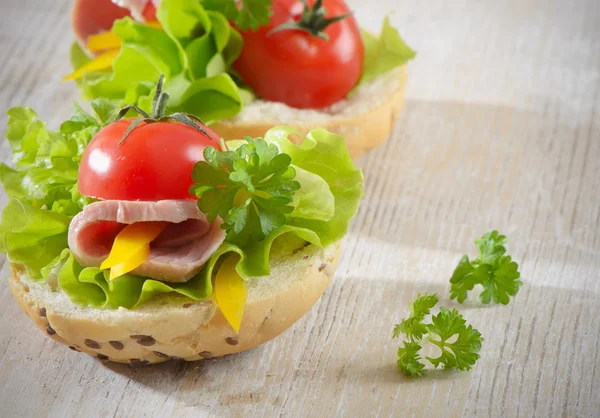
68, 0, 416, 157
0, 76, 364, 364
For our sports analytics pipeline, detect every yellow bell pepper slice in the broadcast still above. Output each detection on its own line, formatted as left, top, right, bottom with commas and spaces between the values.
146, 20, 162, 29
215, 255, 248, 333
64, 21, 162, 81
101, 222, 168, 281
86, 21, 162, 52
87, 32, 122, 52
107, 247, 149, 281
62, 49, 119, 81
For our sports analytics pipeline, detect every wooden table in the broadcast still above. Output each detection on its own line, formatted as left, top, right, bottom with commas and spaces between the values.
1, 0, 599, 416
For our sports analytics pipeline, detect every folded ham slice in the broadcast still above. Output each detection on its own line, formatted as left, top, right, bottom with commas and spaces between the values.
68, 200, 226, 283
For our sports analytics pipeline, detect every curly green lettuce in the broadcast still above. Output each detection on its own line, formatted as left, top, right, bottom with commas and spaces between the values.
45, 246, 220, 309
360, 16, 416, 85
201, 0, 273, 31
0, 102, 118, 279
1, 101, 119, 215
0, 198, 71, 280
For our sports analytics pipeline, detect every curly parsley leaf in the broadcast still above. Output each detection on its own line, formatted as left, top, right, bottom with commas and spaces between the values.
393, 293, 438, 341
449, 256, 490, 303
449, 230, 522, 305
393, 294, 483, 377
202, 0, 273, 31
397, 341, 426, 377
475, 230, 507, 264
480, 255, 521, 304
191, 137, 300, 247
426, 307, 484, 371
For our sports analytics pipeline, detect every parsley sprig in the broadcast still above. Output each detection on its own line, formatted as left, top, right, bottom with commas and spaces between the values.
393, 293, 438, 342
191, 137, 300, 247
203, 0, 273, 31
393, 294, 483, 377
449, 231, 522, 305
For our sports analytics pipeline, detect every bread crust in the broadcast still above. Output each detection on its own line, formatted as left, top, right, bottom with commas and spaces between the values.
7, 242, 341, 365
212, 67, 408, 158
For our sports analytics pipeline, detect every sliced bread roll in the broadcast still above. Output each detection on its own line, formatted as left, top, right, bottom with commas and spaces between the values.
212, 67, 407, 157
8, 237, 341, 365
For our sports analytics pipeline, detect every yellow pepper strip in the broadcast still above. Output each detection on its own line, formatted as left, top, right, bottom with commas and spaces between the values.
62, 49, 120, 81
88, 20, 162, 52
146, 20, 162, 29
64, 22, 162, 82
107, 247, 150, 281
101, 222, 168, 281
215, 255, 248, 333
87, 32, 122, 52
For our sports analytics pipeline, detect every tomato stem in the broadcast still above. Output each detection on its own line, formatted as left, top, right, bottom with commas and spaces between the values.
113, 74, 213, 144
152, 74, 170, 119
268, 0, 353, 41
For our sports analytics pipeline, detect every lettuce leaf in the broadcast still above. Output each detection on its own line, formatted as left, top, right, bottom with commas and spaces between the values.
0, 198, 71, 280
77, 20, 179, 101
291, 166, 335, 221
174, 73, 242, 123
233, 225, 321, 277
201, 0, 273, 32
360, 17, 416, 84
112, 18, 182, 79
72, 0, 244, 123
264, 127, 365, 247
53, 244, 228, 309
0, 103, 117, 216
0, 102, 116, 277
0, 103, 113, 216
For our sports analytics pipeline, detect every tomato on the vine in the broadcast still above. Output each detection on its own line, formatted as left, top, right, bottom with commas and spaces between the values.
78, 76, 220, 201
233, 0, 364, 109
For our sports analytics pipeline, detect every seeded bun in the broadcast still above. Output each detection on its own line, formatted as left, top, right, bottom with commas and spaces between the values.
212, 66, 407, 157
8, 238, 340, 365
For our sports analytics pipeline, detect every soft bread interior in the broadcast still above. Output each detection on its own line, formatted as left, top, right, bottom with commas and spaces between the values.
228, 67, 404, 124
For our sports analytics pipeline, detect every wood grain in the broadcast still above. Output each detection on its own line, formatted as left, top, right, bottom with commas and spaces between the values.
0, 0, 599, 416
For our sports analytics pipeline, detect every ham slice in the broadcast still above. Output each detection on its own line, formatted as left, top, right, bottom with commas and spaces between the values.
68, 200, 226, 283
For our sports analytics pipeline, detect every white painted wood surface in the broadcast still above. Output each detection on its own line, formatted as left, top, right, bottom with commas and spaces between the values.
1, 0, 599, 416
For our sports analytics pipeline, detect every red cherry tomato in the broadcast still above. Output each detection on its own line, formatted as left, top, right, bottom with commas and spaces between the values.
233, 0, 364, 109
78, 120, 220, 201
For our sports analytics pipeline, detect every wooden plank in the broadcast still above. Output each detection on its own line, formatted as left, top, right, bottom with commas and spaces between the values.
0, 0, 599, 416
